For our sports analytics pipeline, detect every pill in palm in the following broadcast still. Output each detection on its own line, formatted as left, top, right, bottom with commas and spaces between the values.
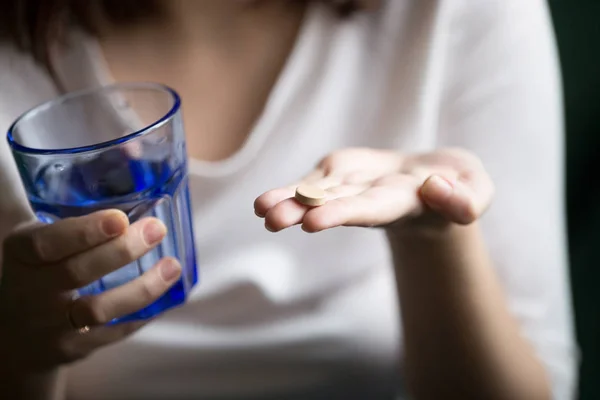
295, 184, 327, 206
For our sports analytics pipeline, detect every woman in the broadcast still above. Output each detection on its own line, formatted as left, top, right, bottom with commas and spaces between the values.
0, 0, 577, 399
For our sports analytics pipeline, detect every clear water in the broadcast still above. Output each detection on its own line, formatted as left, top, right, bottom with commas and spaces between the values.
28, 149, 198, 323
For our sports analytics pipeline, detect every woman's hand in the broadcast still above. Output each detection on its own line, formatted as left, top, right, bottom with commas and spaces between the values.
254, 147, 494, 234
257, 148, 553, 400
0, 210, 181, 373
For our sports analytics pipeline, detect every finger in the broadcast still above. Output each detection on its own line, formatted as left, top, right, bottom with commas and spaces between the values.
55, 321, 147, 364
254, 187, 296, 218
254, 168, 334, 218
254, 169, 328, 217
43, 217, 167, 290
69, 257, 181, 327
79, 320, 146, 347
302, 183, 421, 232
264, 184, 367, 232
419, 175, 493, 224
458, 166, 495, 208
406, 166, 459, 186
5, 209, 129, 265
263, 198, 308, 232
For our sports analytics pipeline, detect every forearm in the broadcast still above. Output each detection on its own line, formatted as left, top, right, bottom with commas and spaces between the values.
1, 246, 65, 400
0, 368, 65, 400
388, 223, 550, 400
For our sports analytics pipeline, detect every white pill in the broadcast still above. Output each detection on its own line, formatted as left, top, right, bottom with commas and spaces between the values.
295, 184, 327, 207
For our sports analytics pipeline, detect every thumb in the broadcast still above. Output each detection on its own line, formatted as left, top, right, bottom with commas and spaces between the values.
419, 175, 485, 225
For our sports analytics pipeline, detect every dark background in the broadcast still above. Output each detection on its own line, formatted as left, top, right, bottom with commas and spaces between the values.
549, 2, 600, 399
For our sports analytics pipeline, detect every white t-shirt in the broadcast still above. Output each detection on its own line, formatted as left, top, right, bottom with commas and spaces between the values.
0, 1, 578, 399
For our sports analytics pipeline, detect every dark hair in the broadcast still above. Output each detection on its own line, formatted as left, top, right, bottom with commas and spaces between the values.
0, 0, 369, 69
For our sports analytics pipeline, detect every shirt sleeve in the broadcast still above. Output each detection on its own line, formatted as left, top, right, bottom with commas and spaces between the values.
0, 46, 45, 244
0, 116, 33, 237
436, 1, 578, 398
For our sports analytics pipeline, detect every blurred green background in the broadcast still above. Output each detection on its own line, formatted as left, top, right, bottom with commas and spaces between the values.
549, 2, 600, 399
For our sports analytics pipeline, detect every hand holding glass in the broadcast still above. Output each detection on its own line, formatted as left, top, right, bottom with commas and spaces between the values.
7, 83, 198, 324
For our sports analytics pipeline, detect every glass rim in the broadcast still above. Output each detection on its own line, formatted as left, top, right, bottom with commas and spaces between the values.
6, 82, 181, 156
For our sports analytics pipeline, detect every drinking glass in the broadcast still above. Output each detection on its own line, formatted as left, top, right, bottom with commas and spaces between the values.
7, 83, 198, 323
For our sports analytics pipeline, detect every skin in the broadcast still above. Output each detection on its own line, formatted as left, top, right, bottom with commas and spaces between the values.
0, 1, 551, 399
254, 148, 550, 400
0, 212, 182, 398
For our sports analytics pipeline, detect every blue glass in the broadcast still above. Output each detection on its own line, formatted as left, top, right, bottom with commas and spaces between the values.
7, 83, 198, 323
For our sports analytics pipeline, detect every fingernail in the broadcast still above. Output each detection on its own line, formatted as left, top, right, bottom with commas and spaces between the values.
255, 209, 265, 218
102, 212, 127, 236
301, 224, 316, 233
424, 175, 453, 200
265, 223, 276, 232
160, 259, 181, 281
144, 221, 166, 245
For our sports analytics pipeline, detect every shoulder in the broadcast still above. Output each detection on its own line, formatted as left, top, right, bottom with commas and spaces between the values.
0, 44, 51, 231
0, 43, 58, 130
444, 0, 556, 58
375, 0, 554, 49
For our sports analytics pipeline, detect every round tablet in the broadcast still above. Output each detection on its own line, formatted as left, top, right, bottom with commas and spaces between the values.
295, 184, 327, 207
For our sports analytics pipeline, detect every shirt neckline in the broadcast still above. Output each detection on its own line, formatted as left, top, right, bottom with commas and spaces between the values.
70, 2, 326, 179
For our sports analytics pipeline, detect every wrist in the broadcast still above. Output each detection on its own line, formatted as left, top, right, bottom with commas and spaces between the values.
385, 222, 483, 268
386, 217, 472, 243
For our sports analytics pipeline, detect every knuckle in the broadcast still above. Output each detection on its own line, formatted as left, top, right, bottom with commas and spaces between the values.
30, 229, 51, 262
139, 277, 160, 303
75, 295, 108, 325
61, 258, 87, 288
114, 238, 138, 263
74, 222, 99, 249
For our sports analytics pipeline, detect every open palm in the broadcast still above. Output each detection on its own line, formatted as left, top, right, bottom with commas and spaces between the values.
254, 147, 494, 233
